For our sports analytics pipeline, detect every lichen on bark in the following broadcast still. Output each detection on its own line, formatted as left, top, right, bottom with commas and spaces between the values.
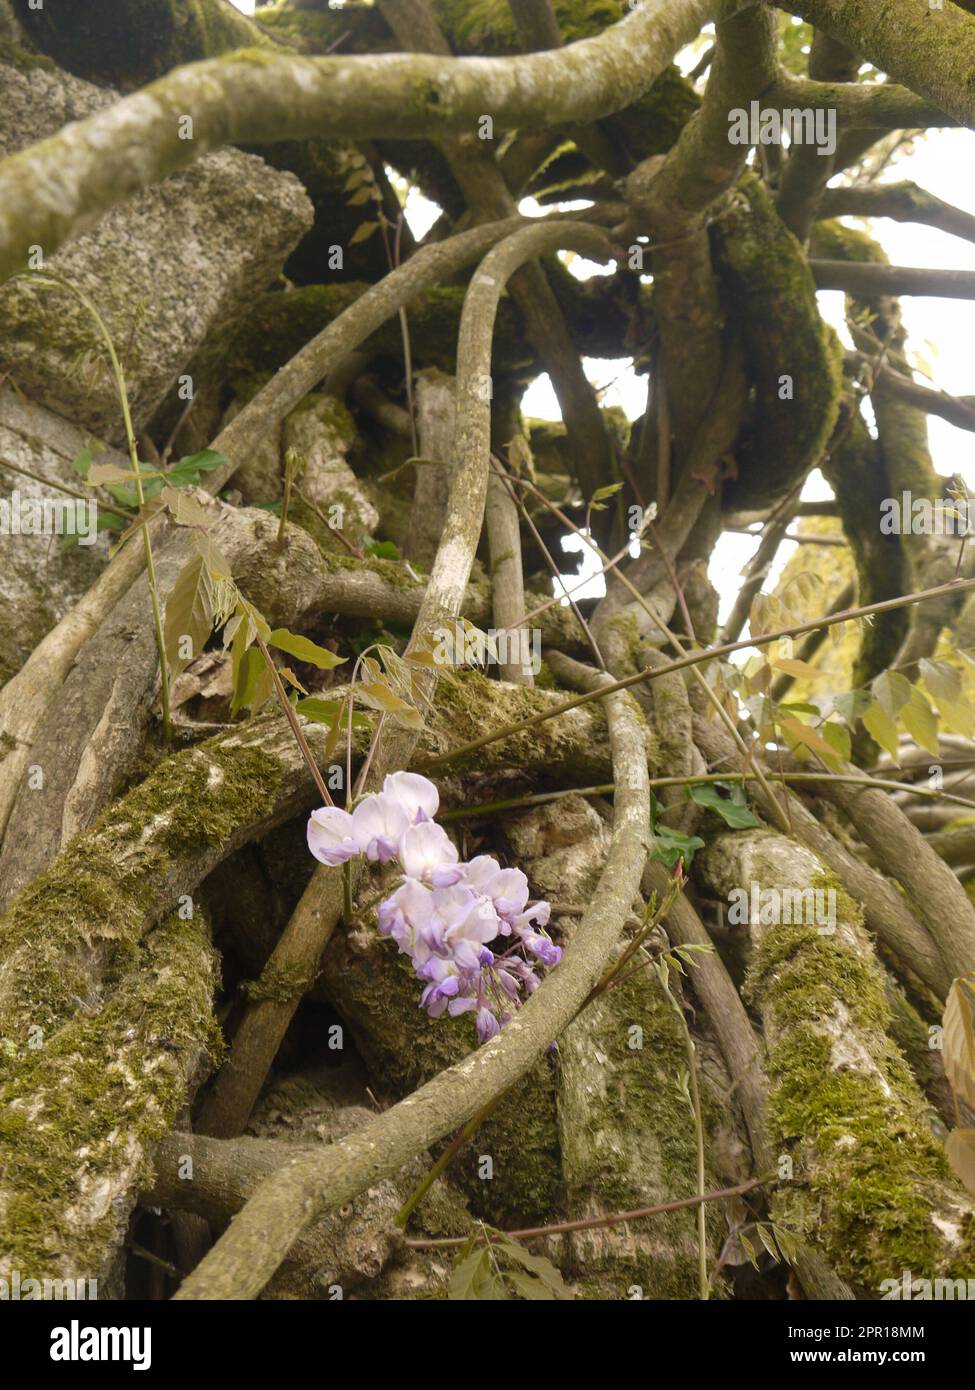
702, 830, 975, 1294
0, 909, 221, 1283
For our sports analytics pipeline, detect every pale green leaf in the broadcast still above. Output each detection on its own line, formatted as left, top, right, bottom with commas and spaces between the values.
900, 686, 939, 756
833, 688, 871, 729
349, 220, 380, 245
88, 461, 149, 486
278, 666, 308, 696
590, 481, 623, 504
268, 627, 346, 670
448, 1246, 490, 1301
771, 1224, 799, 1266
739, 1232, 759, 1270
821, 720, 851, 762
937, 696, 975, 739
946, 1128, 975, 1198
231, 645, 272, 717
194, 531, 235, 583
160, 484, 211, 529
919, 658, 962, 705
164, 554, 213, 678
862, 701, 900, 761
358, 681, 423, 728
872, 669, 912, 719
943, 975, 975, 1111
780, 716, 838, 762
756, 1224, 780, 1262
497, 1238, 571, 1298
505, 1271, 556, 1301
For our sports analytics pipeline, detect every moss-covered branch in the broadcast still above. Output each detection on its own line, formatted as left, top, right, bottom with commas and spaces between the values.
324, 921, 566, 1230
146, 1107, 470, 1298
700, 830, 975, 1294
797, 771, 975, 985
0, 0, 711, 283
0, 910, 221, 1285
712, 174, 844, 513
768, 69, 956, 131
0, 520, 588, 905
844, 352, 975, 434
820, 181, 975, 244
691, 713, 953, 1001
780, 0, 975, 130
547, 812, 725, 1297
625, 1, 777, 465
0, 501, 328, 908
0, 665, 630, 1046
0, 215, 532, 874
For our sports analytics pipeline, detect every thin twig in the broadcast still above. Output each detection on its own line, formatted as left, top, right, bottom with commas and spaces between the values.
402, 1177, 766, 1249
0, 456, 134, 524
395, 1096, 503, 1229
445, 769, 975, 817
504, 462, 606, 669
25, 272, 174, 742
647, 513, 695, 641
254, 630, 333, 807
492, 473, 793, 831
293, 484, 365, 558
416, 574, 975, 772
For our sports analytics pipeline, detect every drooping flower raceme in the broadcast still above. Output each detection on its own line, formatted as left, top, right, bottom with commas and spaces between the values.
307, 772, 560, 1043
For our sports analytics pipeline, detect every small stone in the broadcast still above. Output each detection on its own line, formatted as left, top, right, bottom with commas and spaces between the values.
0, 386, 119, 681
0, 54, 313, 442
284, 395, 380, 548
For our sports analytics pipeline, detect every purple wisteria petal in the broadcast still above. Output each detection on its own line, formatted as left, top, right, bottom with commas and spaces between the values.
398, 821, 460, 882
306, 806, 359, 866
351, 793, 410, 861
522, 931, 563, 966
489, 867, 530, 918
383, 771, 440, 824
378, 878, 437, 962
461, 855, 504, 893
513, 899, 551, 932
475, 1007, 501, 1043
447, 996, 478, 1017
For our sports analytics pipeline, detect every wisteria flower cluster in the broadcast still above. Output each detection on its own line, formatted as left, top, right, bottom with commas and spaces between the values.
307, 772, 561, 1043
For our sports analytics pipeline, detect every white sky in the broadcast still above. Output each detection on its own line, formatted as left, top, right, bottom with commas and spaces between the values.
228, 1, 974, 621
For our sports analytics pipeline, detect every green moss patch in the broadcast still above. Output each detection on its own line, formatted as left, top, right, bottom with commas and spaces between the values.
0, 911, 221, 1280
746, 890, 975, 1292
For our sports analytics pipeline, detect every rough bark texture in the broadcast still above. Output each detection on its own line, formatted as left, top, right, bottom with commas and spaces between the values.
0, 909, 221, 1285
0, 0, 711, 283
146, 1084, 472, 1299
0, 503, 327, 907
0, 52, 312, 440
699, 831, 975, 1295
510, 797, 729, 1298
0, 388, 115, 684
